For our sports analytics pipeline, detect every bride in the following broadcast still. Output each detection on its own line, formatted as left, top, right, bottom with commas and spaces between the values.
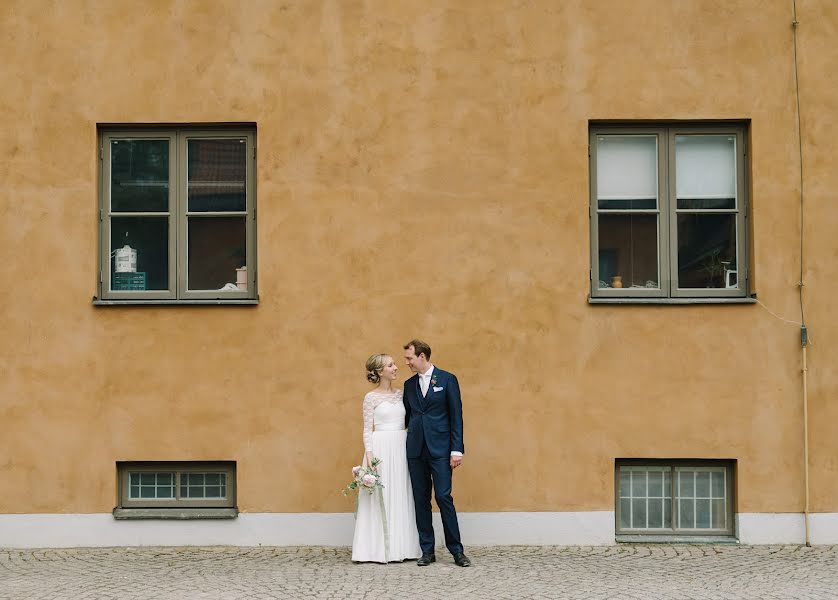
351, 354, 422, 563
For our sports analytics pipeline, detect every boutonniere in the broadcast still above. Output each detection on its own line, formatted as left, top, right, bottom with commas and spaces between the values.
430, 375, 438, 387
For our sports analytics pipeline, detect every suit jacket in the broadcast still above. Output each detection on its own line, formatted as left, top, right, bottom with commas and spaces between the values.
403, 367, 465, 459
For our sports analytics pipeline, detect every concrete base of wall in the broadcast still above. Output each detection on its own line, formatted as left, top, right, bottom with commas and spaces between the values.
736, 513, 805, 544
809, 513, 838, 545
0, 511, 612, 548
1, 512, 835, 548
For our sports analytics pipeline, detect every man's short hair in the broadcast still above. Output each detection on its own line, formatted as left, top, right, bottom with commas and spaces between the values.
404, 339, 432, 360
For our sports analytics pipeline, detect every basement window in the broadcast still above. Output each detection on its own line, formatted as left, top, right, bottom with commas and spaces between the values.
615, 459, 735, 540
114, 461, 237, 520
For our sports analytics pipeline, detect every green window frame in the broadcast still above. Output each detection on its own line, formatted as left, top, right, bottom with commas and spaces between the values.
590, 123, 749, 300
97, 126, 257, 303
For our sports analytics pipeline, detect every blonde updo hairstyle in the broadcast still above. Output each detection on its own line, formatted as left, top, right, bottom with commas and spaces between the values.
366, 353, 390, 384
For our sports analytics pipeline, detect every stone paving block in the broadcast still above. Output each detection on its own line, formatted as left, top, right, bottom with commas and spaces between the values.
0, 545, 837, 599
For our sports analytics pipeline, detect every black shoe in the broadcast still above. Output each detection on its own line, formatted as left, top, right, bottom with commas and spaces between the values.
416, 553, 436, 566
453, 552, 471, 567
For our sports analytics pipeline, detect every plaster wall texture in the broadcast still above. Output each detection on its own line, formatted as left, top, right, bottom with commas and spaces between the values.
1, 0, 836, 518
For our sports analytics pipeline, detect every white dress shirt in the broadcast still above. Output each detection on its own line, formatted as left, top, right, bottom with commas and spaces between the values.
418, 365, 463, 457
418, 365, 434, 396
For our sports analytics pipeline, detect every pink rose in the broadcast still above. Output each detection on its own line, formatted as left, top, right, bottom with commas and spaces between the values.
352, 466, 362, 477
361, 474, 377, 487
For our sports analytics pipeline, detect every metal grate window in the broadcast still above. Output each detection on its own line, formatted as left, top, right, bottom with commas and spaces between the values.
619, 467, 672, 530
616, 460, 734, 537
129, 472, 176, 500
118, 462, 236, 509
676, 467, 728, 530
180, 473, 228, 499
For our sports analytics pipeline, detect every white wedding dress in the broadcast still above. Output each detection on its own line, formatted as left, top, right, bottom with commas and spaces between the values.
351, 389, 421, 563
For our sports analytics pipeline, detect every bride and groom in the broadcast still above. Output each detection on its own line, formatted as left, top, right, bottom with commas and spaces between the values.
351, 339, 471, 567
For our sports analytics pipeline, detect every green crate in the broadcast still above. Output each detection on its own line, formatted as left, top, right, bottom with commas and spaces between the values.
113, 271, 147, 291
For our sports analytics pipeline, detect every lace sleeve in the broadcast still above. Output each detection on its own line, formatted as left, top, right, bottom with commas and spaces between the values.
362, 393, 375, 454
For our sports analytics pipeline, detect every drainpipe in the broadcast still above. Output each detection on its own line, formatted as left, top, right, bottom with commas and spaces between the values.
801, 329, 810, 547
791, 1, 811, 547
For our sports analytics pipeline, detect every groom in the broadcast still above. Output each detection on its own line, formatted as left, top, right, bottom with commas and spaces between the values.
403, 339, 471, 567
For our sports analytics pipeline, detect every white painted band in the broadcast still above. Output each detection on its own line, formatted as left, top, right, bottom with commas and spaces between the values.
0, 511, 614, 548
736, 513, 805, 544
2, 511, 835, 548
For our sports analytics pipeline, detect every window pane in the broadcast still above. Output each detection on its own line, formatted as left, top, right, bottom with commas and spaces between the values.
712, 471, 725, 498
183, 474, 203, 486
187, 217, 247, 291
110, 140, 169, 213
696, 499, 711, 528
620, 499, 631, 528
598, 198, 657, 210
679, 471, 695, 498
188, 139, 247, 212
631, 471, 646, 498
596, 135, 657, 207
619, 469, 631, 498
130, 472, 176, 500
648, 498, 663, 528
598, 214, 659, 289
664, 499, 671, 528
648, 471, 663, 498
632, 498, 646, 529
110, 217, 168, 291
676, 135, 736, 209
175, 473, 227, 499
679, 499, 694, 528
696, 471, 711, 498
677, 214, 737, 289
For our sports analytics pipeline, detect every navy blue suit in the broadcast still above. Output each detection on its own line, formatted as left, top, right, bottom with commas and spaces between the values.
403, 367, 464, 556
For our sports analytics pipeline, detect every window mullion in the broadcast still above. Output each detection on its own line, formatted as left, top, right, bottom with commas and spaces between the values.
176, 131, 187, 299
664, 128, 678, 296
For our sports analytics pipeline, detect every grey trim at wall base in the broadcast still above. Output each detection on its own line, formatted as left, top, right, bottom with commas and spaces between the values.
113, 508, 239, 520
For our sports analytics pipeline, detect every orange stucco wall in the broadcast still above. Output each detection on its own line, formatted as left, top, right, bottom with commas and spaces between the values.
1, 0, 836, 515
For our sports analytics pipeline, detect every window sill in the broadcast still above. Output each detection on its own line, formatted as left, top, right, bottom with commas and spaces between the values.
616, 534, 738, 544
93, 297, 259, 306
589, 296, 757, 305
113, 507, 238, 520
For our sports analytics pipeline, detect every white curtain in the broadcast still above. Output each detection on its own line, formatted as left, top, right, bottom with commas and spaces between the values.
596, 135, 658, 200
675, 135, 736, 200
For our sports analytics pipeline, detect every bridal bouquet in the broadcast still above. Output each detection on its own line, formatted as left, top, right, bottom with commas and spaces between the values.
343, 457, 384, 495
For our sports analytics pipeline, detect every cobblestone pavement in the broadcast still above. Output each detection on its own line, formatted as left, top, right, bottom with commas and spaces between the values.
1, 545, 837, 600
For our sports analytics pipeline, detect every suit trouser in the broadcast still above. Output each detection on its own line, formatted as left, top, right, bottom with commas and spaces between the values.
407, 445, 463, 556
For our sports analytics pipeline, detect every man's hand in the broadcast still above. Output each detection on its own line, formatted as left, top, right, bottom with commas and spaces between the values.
450, 455, 463, 469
